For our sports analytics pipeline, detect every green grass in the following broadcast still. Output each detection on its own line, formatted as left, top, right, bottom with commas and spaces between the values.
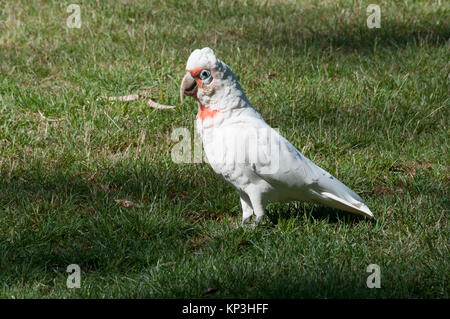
0, 0, 448, 298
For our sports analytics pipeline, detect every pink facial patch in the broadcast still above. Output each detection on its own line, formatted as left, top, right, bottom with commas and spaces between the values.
186, 68, 204, 86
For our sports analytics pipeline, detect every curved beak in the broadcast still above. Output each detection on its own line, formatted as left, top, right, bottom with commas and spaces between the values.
180, 72, 198, 104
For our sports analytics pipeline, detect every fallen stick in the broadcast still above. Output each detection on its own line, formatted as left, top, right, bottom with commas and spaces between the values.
146, 98, 176, 109
102, 92, 176, 109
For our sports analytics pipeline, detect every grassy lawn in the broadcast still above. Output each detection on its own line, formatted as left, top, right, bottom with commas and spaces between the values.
0, 0, 448, 298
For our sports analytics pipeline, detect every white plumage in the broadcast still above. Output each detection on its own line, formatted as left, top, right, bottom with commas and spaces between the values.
180, 47, 373, 225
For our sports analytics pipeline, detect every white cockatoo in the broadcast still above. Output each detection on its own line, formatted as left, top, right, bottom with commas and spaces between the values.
180, 47, 373, 225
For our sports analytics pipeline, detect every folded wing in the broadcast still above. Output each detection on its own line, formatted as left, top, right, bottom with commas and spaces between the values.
253, 126, 373, 218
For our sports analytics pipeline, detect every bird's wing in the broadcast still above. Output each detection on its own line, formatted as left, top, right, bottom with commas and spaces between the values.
252, 122, 373, 218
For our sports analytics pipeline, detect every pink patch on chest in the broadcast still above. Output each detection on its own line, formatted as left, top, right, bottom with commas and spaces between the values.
198, 105, 220, 121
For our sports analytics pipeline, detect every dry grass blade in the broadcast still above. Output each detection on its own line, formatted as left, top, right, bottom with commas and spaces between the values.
102, 91, 176, 109
114, 199, 135, 208
103, 94, 140, 102
37, 110, 65, 122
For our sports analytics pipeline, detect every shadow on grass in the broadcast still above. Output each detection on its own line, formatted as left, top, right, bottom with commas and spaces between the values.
0, 160, 370, 280
0, 161, 445, 297
266, 202, 373, 227
0, 163, 215, 278
177, 2, 450, 57
241, 19, 450, 54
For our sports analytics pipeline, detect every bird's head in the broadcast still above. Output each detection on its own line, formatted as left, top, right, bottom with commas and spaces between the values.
180, 47, 248, 112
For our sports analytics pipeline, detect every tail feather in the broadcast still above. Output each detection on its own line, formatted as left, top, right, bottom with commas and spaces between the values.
304, 161, 374, 218
319, 191, 373, 218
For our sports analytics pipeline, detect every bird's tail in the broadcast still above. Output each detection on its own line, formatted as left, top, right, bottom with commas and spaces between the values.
317, 191, 373, 218
307, 166, 374, 218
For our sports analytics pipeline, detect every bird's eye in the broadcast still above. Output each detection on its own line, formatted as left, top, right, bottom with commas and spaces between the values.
199, 69, 212, 84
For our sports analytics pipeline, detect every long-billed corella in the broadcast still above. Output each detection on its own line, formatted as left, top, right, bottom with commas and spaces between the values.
180, 47, 373, 226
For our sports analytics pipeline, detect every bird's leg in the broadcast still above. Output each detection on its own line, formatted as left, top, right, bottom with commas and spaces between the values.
248, 193, 266, 227
240, 196, 254, 226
